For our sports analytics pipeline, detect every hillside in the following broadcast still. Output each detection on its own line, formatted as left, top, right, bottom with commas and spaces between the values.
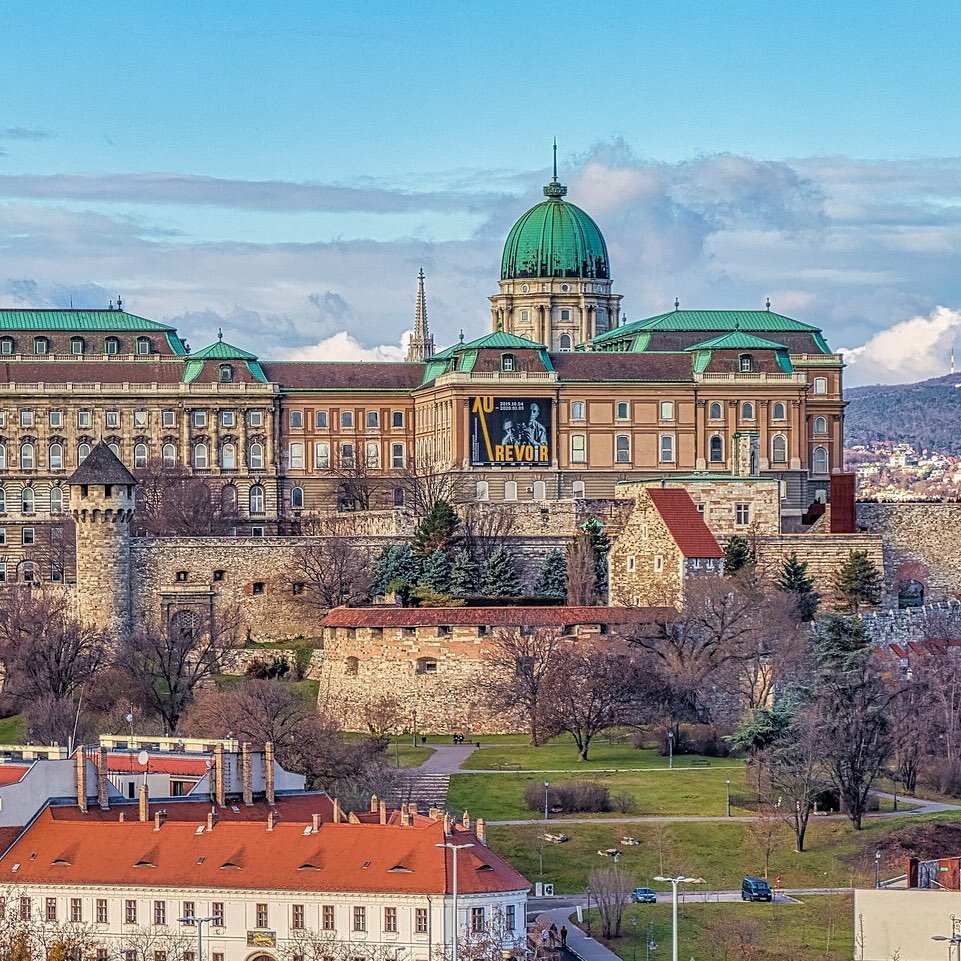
845, 373, 961, 453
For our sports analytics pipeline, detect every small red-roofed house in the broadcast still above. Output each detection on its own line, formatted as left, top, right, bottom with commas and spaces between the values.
608, 487, 724, 607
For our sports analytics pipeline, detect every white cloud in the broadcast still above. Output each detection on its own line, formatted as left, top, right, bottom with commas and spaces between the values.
289, 329, 411, 363
840, 306, 961, 384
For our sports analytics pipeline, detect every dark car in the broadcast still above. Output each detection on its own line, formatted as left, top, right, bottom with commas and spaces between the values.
741, 877, 773, 902
631, 887, 658, 904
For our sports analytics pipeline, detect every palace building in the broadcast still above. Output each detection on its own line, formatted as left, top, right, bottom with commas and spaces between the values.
0, 168, 844, 582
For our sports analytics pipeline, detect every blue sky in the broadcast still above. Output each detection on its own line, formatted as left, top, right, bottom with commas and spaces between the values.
2, 1, 961, 383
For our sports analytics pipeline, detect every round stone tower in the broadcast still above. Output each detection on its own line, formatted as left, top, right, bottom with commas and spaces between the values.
68, 442, 136, 636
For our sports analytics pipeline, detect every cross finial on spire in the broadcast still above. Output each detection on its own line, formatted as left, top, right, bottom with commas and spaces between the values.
674, 297, 680, 311
553, 138, 558, 182
765, 297, 771, 311
459, 329, 465, 343
217, 327, 223, 341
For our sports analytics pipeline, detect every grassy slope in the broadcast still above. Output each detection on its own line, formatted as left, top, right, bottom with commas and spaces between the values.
0, 714, 25, 743
462, 741, 729, 771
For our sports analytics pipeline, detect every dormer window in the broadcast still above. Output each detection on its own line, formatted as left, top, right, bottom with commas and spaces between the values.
559, 334, 572, 351
0, 337, 13, 355
104, 336, 120, 355
501, 353, 516, 372
33, 337, 49, 355
218, 364, 234, 383
136, 337, 151, 355
71, 337, 85, 355
739, 354, 754, 372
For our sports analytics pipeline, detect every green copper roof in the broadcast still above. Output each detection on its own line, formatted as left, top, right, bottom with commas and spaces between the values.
501, 180, 610, 280
422, 330, 553, 385
0, 309, 176, 332
593, 309, 822, 343
187, 335, 258, 361
688, 331, 790, 351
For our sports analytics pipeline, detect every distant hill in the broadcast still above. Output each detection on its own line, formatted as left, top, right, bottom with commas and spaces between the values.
845, 373, 961, 453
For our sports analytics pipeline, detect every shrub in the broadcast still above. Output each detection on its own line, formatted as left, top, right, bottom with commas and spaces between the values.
245, 654, 291, 680
921, 758, 961, 797
524, 780, 611, 814
610, 791, 637, 813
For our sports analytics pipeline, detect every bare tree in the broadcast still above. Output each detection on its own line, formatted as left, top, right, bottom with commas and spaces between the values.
0, 888, 103, 961
118, 605, 242, 733
588, 866, 633, 939
330, 451, 386, 512
116, 925, 192, 961
461, 505, 517, 566
483, 628, 564, 745
399, 458, 470, 517
650, 822, 676, 875
133, 459, 237, 535
361, 694, 403, 739
290, 538, 372, 610
747, 804, 784, 879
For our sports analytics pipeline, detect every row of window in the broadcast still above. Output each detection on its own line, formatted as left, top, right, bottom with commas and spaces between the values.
475, 479, 584, 501
0, 483, 64, 513
2, 409, 265, 430
566, 398, 831, 423
0, 335, 154, 356
0, 441, 268, 472
289, 441, 406, 471
290, 409, 406, 430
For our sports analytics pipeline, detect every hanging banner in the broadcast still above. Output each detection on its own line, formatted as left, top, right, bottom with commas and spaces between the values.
469, 397, 552, 466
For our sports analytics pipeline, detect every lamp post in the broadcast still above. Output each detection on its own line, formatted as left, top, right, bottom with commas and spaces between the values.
653, 876, 703, 961
875, 849, 881, 889
631, 916, 638, 961
177, 914, 218, 961
412, 709, 417, 749
726, 778, 731, 818
586, 884, 592, 938
932, 915, 961, 961
667, 731, 674, 770
645, 921, 657, 961
437, 841, 474, 961
544, 781, 549, 821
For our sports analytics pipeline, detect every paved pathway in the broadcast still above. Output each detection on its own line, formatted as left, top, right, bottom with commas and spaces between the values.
413, 742, 478, 774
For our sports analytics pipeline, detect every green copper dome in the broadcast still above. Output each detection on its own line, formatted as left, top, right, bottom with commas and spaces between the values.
501, 178, 611, 281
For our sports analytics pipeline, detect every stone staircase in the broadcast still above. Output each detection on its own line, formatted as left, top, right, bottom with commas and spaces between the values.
387, 772, 451, 809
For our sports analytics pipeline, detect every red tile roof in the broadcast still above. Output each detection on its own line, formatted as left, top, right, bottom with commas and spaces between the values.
551, 352, 693, 382
0, 798, 527, 896
0, 360, 185, 384
647, 489, 723, 559
261, 362, 424, 391
0, 764, 30, 786
320, 605, 676, 628
88, 753, 210, 777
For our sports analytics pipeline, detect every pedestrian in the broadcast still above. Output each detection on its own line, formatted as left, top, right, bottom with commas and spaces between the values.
540, 928, 550, 950
549, 923, 558, 945
560, 925, 568, 947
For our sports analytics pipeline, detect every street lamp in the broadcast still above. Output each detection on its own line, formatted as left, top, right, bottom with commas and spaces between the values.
543, 781, 549, 821
875, 849, 881, 889
177, 914, 218, 961
667, 731, 674, 770
932, 915, 961, 961
585, 884, 592, 938
437, 841, 474, 961
631, 916, 638, 961
726, 778, 731, 818
653, 876, 703, 961
645, 921, 657, 961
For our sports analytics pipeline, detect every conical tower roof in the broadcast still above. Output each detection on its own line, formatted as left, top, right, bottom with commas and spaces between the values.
67, 442, 137, 486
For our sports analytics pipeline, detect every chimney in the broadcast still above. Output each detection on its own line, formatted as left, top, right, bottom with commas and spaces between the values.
400, 808, 411, 827
476, 817, 486, 845
379, 800, 387, 825
139, 782, 149, 823
264, 741, 275, 805
370, 793, 379, 814
462, 811, 470, 829
267, 811, 275, 832
76, 747, 88, 814
333, 798, 342, 824
119, 812, 125, 823
97, 746, 109, 810
207, 811, 215, 832
407, 801, 418, 816
241, 742, 253, 806
428, 807, 440, 821
312, 813, 321, 833
154, 812, 162, 832
443, 812, 452, 835
214, 742, 225, 807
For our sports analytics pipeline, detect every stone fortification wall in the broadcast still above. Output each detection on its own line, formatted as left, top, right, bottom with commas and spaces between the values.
304, 510, 417, 537
861, 600, 961, 646
220, 647, 324, 679
753, 533, 885, 606
856, 503, 961, 602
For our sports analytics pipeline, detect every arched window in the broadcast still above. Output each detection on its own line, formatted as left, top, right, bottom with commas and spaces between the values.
218, 364, 234, 383
291, 486, 304, 510
0, 337, 13, 355
475, 480, 489, 501
49, 443, 63, 471
104, 336, 120, 355
501, 353, 516, 372
813, 416, 828, 434
771, 434, 788, 464
709, 435, 724, 463
71, 336, 85, 355
393, 486, 405, 507
504, 480, 518, 501
813, 376, 828, 395
136, 337, 151, 355
78, 443, 90, 464
772, 402, 786, 420
49, 487, 63, 514
615, 434, 630, 463
21, 561, 35, 584
221, 485, 237, 513
559, 334, 572, 351
193, 443, 208, 470
249, 484, 265, 514
21, 487, 35, 514
532, 481, 547, 501
812, 446, 829, 474
19, 443, 34, 470
572, 480, 585, 498
162, 443, 176, 467
708, 402, 723, 421
33, 337, 49, 355
108, 443, 120, 458
134, 443, 148, 468
741, 402, 755, 420
0, 488, 6, 512
739, 354, 754, 372
248, 442, 264, 470
340, 410, 354, 429
221, 443, 237, 469
0, 443, 8, 469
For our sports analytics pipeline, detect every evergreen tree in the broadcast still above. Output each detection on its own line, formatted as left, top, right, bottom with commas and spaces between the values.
533, 549, 567, 599
370, 544, 401, 596
419, 549, 453, 594
412, 500, 460, 556
450, 548, 479, 599
832, 549, 883, 614
723, 535, 753, 576
814, 612, 872, 672
581, 516, 611, 596
481, 546, 522, 598
372, 543, 423, 602
777, 552, 820, 621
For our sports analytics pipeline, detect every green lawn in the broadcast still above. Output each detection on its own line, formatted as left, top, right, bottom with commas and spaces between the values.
579, 896, 853, 961
487, 813, 952, 893
384, 743, 434, 768
448, 767, 750, 820
0, 714, 25, 743
213, 674, 318, 706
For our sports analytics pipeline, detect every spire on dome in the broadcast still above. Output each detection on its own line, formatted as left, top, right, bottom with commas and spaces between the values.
405, 268, 435, 363
543, 139, 567, 199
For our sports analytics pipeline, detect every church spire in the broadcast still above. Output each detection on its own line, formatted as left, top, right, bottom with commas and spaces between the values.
406, 267, 435, 363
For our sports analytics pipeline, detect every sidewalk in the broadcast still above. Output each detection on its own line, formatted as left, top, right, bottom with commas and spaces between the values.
538, 906, 622, 961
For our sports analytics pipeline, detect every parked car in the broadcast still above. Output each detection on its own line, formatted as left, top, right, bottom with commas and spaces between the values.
631, 887, 658, 903
741, 877, 773, 902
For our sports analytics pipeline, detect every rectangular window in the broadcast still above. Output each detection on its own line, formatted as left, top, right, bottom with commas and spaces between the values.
470, 908, 485, 934
290, 410, 304, 429
211, 903, 224, 926
0, 563, 7, 583
341, 410, 354, 429
627, 555, 636, 572
571, 434, 586, 463
353, 906, 366, 932
289, 442, 305, 469
22, 528, 35, 546
384, 907, 397, 933
125, 953, 136, 961
570, 401, 585, 420
735, 503, 751, 525
653, 555, 664, 573
391, 443, 405, 469
391, 410, 404, 428
105, 411, 120, 429
20, 410, 33, 428
248, 410, 264, 428
45, 898, 57, 922
415, 908, 428, 934
322, 906, 335, 930
314, 442, 331, 470
506, 905, 516, 931
97, 951, 108, 961
162, 410, 176, 428
616, 401, 630, 420
154, 901, 166, 925
154, 952, 166, 961
615, 434, 630, 464
292, 904, 305, 930
181, 902, 195, 924
212, 954, 224, 961
340, 443, 355, 467
70, 898, 82, 923
0, 529, 6, 546
315, 410, 329, 429
366, 410, 379, 428
659, 400, 675, 421
49, 410, 63, 428
0, 412, 5, 428
19, 898, 30, 921
256, 903, 268, 929
221, 410, 235, 428
96, 899, 108, 924
125, 900, 137, 924
78, 409, 91, 429
659, 434, 675, 463
365, 441, 380, 469
192, 410, 207, 428
134, 409, 148, 428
